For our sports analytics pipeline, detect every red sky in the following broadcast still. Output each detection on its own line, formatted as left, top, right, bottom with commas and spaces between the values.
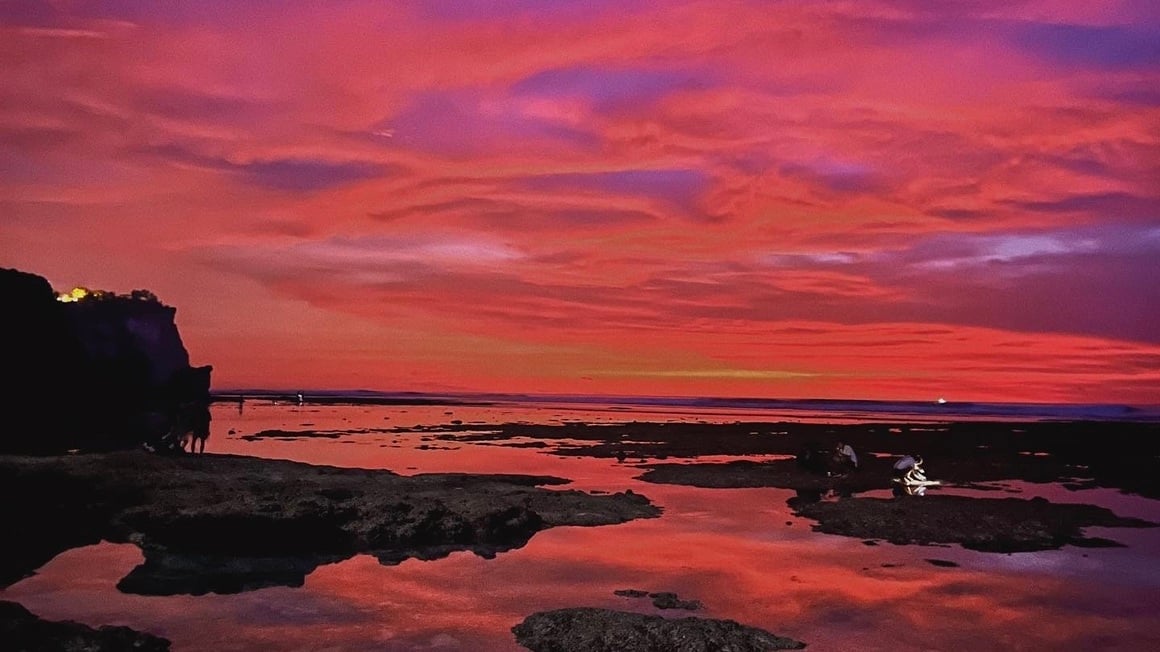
2, 1, 1158, 403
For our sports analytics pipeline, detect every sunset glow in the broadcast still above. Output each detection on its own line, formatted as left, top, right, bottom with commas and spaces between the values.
3, 1, 1158, 402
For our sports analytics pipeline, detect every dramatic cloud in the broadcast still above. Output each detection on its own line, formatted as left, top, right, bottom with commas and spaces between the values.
2, 0, 1157, 401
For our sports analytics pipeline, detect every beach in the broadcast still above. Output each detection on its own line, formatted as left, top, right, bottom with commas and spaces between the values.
2, 399, 1158, 650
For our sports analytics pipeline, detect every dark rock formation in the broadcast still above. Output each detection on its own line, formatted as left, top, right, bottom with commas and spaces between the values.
788, 494, 1155, 552
637, 459, 887, 494
613, 588, 650, 598
0, 451, 661, 594
0, 600, 170, 651
614, 589, 702, 610
633, 455, 1158, 553
511, 608, 806, 651
646, 592, 703, 611
0, 267, 211, 453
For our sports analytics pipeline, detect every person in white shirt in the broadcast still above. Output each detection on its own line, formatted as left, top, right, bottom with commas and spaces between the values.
833, 441, 859, 472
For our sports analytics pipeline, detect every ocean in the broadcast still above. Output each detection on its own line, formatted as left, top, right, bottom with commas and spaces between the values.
3, 399, 1159, 650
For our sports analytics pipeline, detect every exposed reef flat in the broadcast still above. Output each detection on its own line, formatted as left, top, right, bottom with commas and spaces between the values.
788, 494, 1153, 552
635, 452, 1157, 552
247, 420, 1160, 498
0, 451, 659, 594
512, 607, 806, 651
0, 600, 170, 651
281, 418, 1159, 554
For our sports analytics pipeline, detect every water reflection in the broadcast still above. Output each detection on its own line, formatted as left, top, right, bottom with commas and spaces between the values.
3, 403, 1159, 651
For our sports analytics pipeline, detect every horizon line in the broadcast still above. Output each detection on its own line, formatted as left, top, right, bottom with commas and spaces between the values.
207, 387, 1159, 410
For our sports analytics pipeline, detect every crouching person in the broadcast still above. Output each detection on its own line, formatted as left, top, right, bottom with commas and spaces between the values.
892, 454, 926, 484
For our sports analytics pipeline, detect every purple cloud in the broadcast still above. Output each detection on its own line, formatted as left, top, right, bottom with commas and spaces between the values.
512, 66, 715, 111
385, 90, 600, 157
780, 159, 886, 195
413, 0, 636, 22
140, 144, 389, 192
1013, 23, 1160, 70
1003, 192, 1158, 221
0, 0, 58, 26
520, 169, 711, 216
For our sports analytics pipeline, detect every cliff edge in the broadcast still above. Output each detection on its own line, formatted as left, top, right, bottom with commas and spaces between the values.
0, 267, 211, 453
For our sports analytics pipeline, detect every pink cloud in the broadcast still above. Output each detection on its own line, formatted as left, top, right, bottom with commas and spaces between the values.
2, 1, 1157, 401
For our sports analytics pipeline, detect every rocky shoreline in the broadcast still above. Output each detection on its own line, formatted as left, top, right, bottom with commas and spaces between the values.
0, 451, 659, 595
310, 418, 1160, 554
241, 418, 1160, 553
5, 416, 1158, 649
0, 600, 171, 651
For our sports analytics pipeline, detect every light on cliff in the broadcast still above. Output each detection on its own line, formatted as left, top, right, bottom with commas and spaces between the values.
56, 287, 97, 303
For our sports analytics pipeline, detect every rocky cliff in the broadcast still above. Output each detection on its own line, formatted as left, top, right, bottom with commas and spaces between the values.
0, 267, 211, 453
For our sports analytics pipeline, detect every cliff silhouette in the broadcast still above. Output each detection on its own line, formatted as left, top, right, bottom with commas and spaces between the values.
0, 267, 211, 453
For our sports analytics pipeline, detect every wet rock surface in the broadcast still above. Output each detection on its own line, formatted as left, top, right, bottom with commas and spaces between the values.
393, 420, 1160, 499
788, 494, 1155, 552
235, 419, 1160, 555
0, 451, 660, 594
634, 457, 1157, 553
0, 600, 170, 651
512, 607, 806, 651
614, 589, 703, 610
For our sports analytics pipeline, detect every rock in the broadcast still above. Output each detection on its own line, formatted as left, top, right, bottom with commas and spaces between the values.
613, 589, 650, 598
0, 599, 170, 651
0, 452, 661, 594
614, 589, 703, 610
647, 592, 703, 611
789, 495, 1156, 553
511, 608, 806, 651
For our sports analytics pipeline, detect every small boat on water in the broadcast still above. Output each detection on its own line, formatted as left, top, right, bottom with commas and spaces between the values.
937, 397, 947, 405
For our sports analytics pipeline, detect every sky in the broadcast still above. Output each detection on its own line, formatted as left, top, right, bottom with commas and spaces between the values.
2, 1, 1158, 403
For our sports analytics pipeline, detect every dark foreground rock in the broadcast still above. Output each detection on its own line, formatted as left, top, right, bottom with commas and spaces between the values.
789, 495, 1155, 552
0, 452, 659, 593
0, 600, 170, 651
512, 608, 805, 651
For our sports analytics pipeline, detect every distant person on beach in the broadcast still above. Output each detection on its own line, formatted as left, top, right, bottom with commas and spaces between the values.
297, 392, 304, 405
189, 405, 210, 454
893, 454, 926, 483
833, 441, 858, 472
